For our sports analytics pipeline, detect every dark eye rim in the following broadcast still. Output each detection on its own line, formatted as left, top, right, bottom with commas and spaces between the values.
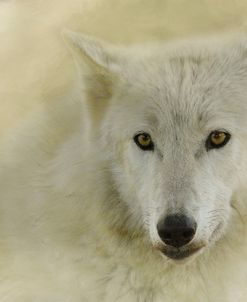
205, 130, 231, 151
133, 132, 154, 151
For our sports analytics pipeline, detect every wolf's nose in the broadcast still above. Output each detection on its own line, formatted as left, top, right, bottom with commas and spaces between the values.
157, 214, 197, 248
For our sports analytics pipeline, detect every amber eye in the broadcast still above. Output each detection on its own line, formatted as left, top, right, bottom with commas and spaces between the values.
134, 133, 154, 151
206, 130, 231, 151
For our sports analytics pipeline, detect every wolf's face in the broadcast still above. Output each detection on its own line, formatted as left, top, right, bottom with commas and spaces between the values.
66, 32, 247, 261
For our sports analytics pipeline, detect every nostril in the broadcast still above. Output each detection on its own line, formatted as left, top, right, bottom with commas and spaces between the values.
183, 228, 195, 239
158, 229, 172, 241
157, 214, 197, 248
162, 231, 172, 240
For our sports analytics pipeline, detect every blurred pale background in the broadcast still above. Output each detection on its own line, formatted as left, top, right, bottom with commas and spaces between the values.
0, 0, 247, 136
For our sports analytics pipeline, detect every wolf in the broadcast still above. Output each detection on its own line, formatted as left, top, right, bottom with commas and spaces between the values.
0, 31, 247, 301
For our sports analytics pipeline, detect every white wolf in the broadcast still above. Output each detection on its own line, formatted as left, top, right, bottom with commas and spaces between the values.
0, 32, 247, 302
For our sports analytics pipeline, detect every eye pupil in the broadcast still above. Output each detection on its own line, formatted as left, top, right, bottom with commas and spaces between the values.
211, 132, 225, 143
134, 133, 154, 151
139, 135, 149, 144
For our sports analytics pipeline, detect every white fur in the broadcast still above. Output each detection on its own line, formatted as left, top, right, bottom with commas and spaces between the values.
1, 32, 247, 301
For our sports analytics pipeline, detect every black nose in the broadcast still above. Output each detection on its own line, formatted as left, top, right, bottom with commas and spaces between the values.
157, 214, 197, 248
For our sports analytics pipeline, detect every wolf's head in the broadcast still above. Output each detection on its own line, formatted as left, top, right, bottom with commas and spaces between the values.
65, 32, 247, 261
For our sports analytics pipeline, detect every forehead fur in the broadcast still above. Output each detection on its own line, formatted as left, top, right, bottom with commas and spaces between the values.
113, 34, 247, 133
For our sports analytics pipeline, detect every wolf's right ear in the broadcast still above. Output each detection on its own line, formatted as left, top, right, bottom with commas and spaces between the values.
62, 30, 121, 76
62, 30, 122, 120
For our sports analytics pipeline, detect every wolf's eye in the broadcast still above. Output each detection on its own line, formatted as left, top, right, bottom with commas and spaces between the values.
134, 133, 154, 151
206, 130, 231, 151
